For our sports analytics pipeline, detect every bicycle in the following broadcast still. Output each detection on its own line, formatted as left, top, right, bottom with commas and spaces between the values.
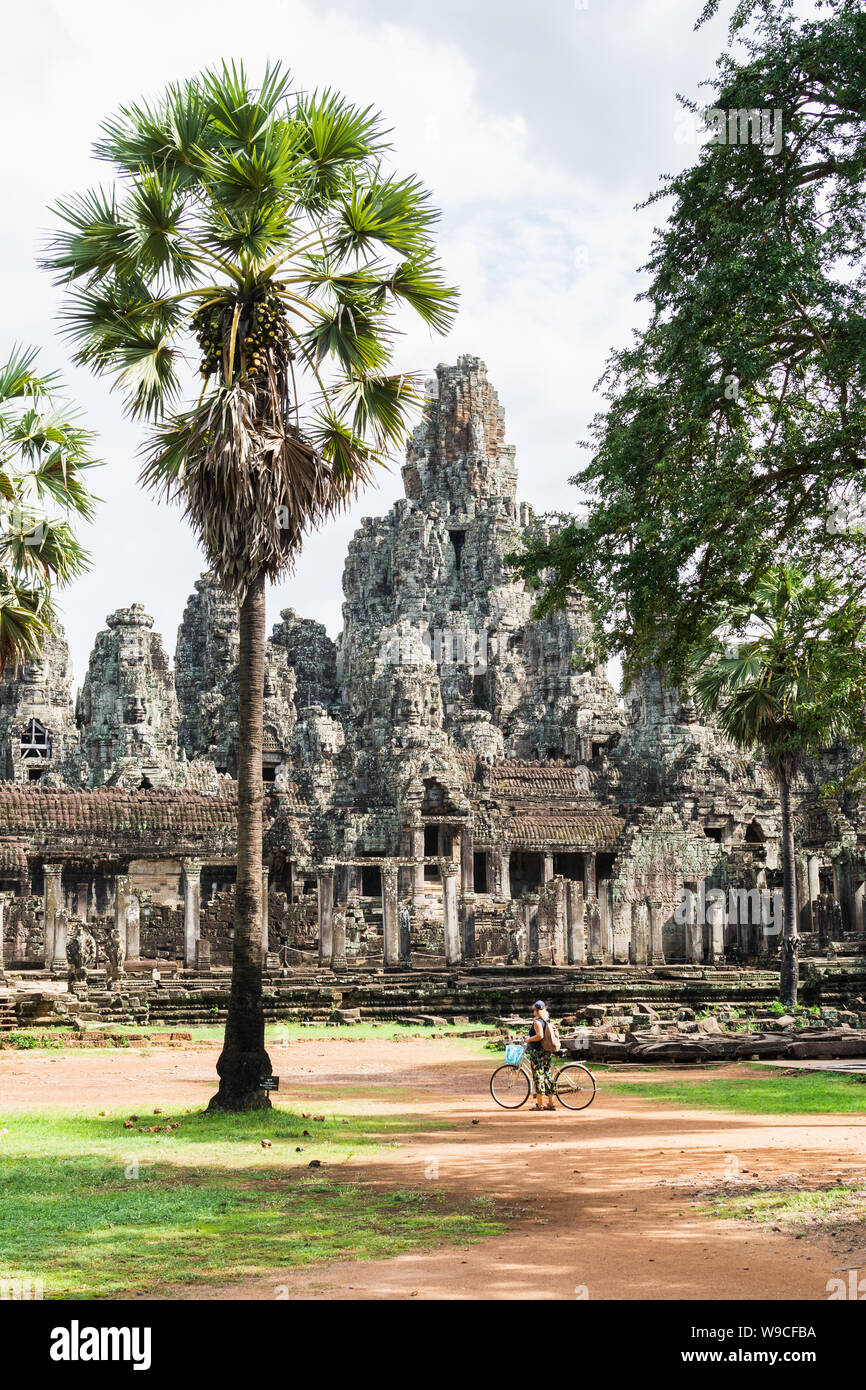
489, 1043, 597, 1111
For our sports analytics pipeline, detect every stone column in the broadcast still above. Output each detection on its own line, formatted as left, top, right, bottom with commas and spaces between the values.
261, 866, 269, 955
460, 826, 474, 896
598, 880, 613, 963
43, 863, 63, 968
806, 850, 817, 906
566, 881, 586, 964
683, 880, 703, 963
647, 898, 666, 965
630, 901, 648, 965
53, 909, 68, 970
706, 889, 726, 964
460, 893, 476, 962
551, 876, 567, 964
412, 828, 425, 908
114, 874, 134, 960
317, 865, 335, 968
583, 852, 596, 904
181, 860, 202, 969
587, 899, 602, 964
498, 849, 511, 901
543, 853, 555, 884
0, 892, 12, 980
524, 896, 540, 966
441, 860, 461, 967
332, 905, 348, 973
795, 855, 810, 932
854, 877, 866, 936
382, 861, 400, 968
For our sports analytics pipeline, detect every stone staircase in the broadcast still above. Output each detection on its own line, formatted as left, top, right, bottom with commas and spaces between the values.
0, 996, 19, 1031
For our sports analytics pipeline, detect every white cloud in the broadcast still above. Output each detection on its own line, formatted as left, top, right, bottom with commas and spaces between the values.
0, 0, 722, 686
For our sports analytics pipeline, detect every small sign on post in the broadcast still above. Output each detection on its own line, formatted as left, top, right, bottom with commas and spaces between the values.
258, 1076, 280, 1092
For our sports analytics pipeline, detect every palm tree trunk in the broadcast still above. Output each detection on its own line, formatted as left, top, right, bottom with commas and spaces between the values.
778, 768, 799, 1008
209, 570, 272, 1111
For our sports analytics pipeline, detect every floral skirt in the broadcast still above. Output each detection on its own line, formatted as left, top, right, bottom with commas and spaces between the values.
528, 1047, 554, 1096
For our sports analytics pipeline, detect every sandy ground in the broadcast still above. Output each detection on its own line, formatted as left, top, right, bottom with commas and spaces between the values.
2, 1038, 865, 1300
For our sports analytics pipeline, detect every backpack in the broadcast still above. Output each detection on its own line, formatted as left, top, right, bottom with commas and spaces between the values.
541, 1016, 561, 1052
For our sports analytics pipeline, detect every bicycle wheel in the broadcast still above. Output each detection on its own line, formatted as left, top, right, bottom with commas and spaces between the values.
554, 1063, 596, 1111
490, 1064, 531, 1109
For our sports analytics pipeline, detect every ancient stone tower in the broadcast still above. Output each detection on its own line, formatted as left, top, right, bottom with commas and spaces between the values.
175, 572, 297, 780
76, 605, 179, 788
0, 627, 79, 784
336, 354, 622, 777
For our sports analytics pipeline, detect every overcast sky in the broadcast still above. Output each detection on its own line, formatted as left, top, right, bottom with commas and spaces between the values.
0, 0, 730, 687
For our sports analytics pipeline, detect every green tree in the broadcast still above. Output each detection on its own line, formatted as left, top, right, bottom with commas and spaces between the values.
0, 344, 97, 667
511, 0, 866, 685
691, 565, 866, 1005
44, 62, 457, 1110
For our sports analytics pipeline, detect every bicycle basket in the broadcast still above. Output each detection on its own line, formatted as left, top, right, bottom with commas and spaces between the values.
505, 1043, 525, 1067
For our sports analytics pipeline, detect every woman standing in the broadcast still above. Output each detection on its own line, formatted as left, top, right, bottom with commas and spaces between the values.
527, 1000, 556, 1111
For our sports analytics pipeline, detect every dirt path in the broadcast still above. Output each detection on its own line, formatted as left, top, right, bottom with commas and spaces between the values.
3, 1039, 864, 1300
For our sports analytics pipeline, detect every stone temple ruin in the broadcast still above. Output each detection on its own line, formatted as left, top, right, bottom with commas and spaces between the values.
1, 356, 865, 1033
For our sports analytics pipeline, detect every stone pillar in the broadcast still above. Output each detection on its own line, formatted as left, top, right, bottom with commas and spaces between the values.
43, 863, 63, 968
181, 860, 202, 969
460, 826, 474, 896
261, 866, 269, 955
566, 881, 586, 964
53, 909, 68, 970
332, 905, 348, 973
114, 874, 134, 960
587, 899, 602, 964
412, 828, 425, 907
524, 896, 539, 966
806, 850, 817, 906
795, 855, 810, 932
583, 853, 597, 903
647, 898, 666, 965
706, 889, 726, 964
0, 892, 8, 979
460, 893, 476, 962
543, 853, 555, 884
854, 877, 866, 936
551, 876, 567, 964
683, 880, 703, 963
382, 861, 400, 968
317, 866, 335, 968
441, 860, 461, 967
498, 849, 511, 901
630, 901, 648, 965
598, 880, 613, 963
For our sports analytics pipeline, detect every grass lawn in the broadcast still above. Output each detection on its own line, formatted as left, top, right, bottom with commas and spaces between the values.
604, 1065, 866, 1114
1, 1020, 497, 1050
708, 1185, 866, 1229
0, 1105, 506, 1298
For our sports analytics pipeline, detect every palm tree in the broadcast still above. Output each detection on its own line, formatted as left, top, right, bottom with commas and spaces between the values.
44, 62, 457, 1110
692, 565, 866, 1007
0, 344, 97, 668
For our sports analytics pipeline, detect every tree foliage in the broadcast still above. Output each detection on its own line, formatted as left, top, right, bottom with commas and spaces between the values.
43, 62, 458, 595
0, 345, 98, 667
511, 0, 866, 685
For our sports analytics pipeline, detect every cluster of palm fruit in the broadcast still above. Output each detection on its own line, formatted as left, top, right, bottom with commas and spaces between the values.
193, 289, 290, 381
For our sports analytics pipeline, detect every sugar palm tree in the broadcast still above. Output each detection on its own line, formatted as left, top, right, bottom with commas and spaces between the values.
44, 62, 457, 1109
0, 344, 97, 668
691, 565, 866, 1006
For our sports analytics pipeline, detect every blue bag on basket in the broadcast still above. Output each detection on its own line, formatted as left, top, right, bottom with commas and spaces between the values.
505, 1043, 525, 1067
